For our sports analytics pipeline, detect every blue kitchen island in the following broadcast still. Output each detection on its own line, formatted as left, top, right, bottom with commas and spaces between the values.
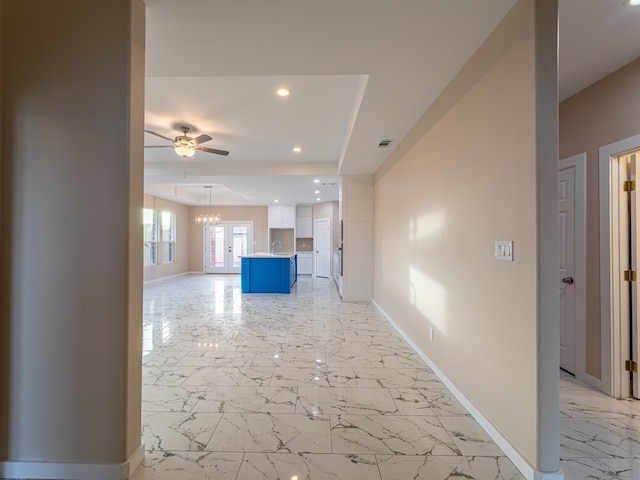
241, 253, 297, 293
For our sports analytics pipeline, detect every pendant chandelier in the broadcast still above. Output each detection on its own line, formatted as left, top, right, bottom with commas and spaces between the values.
194, 186, 221, 225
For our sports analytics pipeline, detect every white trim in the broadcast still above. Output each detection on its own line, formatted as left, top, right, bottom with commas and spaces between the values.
314, 217, 331, 278
599, 134, 640, 397
0, 443, 145, 480
203, 220, 254, 274
533, 473, 564, 480
372, 300, 564, 480
559, 153, 587, 384
143, 271, 194, 285
125, 444, 145, 478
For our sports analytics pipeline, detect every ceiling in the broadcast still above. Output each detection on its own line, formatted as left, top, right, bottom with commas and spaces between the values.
144, 0, 640, 207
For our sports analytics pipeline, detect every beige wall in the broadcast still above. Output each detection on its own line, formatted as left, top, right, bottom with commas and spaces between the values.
559, 57, 640, 378
189, 205, 268, 271
0, 0, 7, 457
373, 0, 556, 470
144, 194, 192, 282
142, 201, 268, 278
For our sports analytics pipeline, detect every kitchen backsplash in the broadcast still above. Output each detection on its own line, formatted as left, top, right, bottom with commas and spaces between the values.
296, 238, 313, 251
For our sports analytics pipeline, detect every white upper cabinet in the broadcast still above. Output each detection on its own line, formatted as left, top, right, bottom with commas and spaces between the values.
297, 206, 312, 217
296, 206, 313, 237
297, 217, 312, 237
281, 206, 296, 228
269, 206, 296, 228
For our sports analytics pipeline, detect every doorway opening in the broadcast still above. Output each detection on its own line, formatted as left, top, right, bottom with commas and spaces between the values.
621, 149, 640, 398
559, 153, 586, 378
315, 218, 331, 278
204, 222, 253, 274
600, 134, 640, 399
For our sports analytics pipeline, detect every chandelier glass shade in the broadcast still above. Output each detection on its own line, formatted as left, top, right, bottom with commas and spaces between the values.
195, 186, 221, 225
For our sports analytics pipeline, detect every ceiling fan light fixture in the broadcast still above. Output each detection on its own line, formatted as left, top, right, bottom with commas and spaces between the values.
175, 144, 195, 157
145, 126, 229, 158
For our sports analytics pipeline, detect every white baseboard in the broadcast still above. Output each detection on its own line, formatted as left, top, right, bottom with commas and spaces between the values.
0, 443, 145, 480
125, 443, 145, 478
371, 299, 564, 480
576, 369, 608, 396
534, 472, 565, 480
143, 271, 199, 285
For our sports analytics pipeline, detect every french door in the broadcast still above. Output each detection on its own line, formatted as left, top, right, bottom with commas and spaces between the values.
204, 222, 252, 274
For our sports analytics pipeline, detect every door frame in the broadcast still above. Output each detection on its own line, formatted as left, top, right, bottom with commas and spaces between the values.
314, 217, 331, 278
600, 134, 640, 397
559, 153, 587, 379
203, 221, 253, 274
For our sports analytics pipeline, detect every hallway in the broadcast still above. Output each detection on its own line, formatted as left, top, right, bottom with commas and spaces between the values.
134, 274, 523, 479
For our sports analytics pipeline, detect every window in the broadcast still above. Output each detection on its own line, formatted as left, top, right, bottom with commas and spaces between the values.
161, 211, 176, 263
143, 208, 158, 266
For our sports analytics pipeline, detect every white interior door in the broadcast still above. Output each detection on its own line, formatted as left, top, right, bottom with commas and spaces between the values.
315, 218, 330, 278
204, 222, 251, 274
559, 165, 576, 374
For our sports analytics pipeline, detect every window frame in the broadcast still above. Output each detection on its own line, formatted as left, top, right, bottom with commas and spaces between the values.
143, 208, 158, 266
161, 210, 176, 264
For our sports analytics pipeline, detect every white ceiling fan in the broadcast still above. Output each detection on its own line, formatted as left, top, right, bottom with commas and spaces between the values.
144, 126, 229, 158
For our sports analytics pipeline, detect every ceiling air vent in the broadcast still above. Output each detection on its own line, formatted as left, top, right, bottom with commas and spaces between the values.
378, 139, 393, 148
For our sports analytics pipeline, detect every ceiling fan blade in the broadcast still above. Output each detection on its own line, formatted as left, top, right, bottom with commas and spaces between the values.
192, 134, 213, 146
144, 145, 174, 148
196, 146, 229, 156
144, 129, 175, 143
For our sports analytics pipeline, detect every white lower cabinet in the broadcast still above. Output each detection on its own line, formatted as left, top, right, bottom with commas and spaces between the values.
297, 253, 313, 275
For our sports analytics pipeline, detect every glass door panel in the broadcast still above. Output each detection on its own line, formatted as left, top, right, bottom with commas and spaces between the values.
231, 226, 248, 270
204, 222, 252, 274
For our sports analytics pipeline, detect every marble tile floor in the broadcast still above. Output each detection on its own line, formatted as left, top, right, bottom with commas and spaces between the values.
133, 274, 522, 480
132, 273, 640, 480
559, 370, 640, 479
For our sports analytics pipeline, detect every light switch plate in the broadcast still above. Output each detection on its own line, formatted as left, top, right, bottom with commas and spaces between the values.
495, 241, 513, 261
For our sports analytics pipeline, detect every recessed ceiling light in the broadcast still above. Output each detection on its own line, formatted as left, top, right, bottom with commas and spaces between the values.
313, 179, 320, 183
274, 199, 279, 203
276, 88, 290, 97
314, 190, 320, 194
316, 197, 321, 201
293, 147, 302, 153
626, 0, 640, 5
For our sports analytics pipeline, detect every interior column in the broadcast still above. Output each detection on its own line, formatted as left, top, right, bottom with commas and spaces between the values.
0, 1, 145, 478
339, 175, 372, 301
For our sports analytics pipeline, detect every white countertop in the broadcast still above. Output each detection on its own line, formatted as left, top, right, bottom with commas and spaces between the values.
242, 252, 296, 259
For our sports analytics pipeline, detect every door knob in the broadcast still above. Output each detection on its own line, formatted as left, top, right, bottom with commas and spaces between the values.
562, 277, 574, 285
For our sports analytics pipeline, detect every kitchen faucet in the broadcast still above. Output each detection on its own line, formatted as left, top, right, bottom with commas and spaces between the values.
271, 240, 282, 254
